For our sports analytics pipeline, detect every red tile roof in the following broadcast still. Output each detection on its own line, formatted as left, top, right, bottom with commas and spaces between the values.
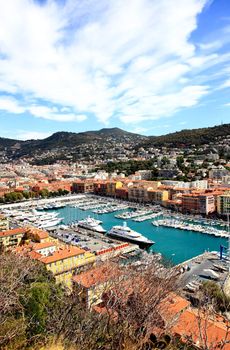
40, 246, 86, 264
0, 227, 26, 237
171, 309, 230, 350
32, 241, 56, 251
73, 264, 120, 288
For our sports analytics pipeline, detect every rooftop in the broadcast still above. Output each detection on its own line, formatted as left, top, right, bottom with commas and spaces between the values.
172, 308, 230, 350
73, 264, 120, 288
0, 227, 26, 237
40, 246, 86, 264
32, 241, 56, 251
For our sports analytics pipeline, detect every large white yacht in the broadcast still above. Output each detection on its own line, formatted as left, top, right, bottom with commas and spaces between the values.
37, 217, 63, 228
77, 216, 106, 233
107, 222, 154, 249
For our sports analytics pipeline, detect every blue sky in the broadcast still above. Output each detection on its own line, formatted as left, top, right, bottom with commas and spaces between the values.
0, 0, 229, 140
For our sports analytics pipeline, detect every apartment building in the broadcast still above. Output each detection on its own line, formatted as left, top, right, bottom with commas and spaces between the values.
182, 193, 215, 215
106, 180, 123, 197
39, 246, 96, 289
72, 180, 94, 193
148, 189, 169, 204
128, 185, 149, 202
26, 226, 50, 243
115, 186, 128, 200
0, 214, 9, 231
0, 227, 27, 250
217, 192, 230, 216
73, 264, 120, 308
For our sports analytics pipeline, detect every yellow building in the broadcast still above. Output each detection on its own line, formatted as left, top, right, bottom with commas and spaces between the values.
217, 192, 230, 216
106, 181, 123, 197
26, 226, 50, 243
148, 189, 169, 204
73, 264, 120, 308
0, 214, 9, 231
39, 246, 96, 289
0, 227, 27, 250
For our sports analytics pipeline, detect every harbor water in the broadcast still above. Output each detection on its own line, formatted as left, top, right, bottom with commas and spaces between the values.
53, 206, 228, 265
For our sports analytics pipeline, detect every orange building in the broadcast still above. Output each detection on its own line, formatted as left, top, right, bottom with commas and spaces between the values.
182, 193, 215, 215
72, 180, 94, 193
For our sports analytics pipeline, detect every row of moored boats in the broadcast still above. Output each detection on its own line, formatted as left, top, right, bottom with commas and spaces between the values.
152, 219, 229, 238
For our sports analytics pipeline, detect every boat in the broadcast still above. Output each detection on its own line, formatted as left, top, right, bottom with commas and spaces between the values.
107, 222, 154, 249
77, 216, 106, 233
37, 217, 63, 228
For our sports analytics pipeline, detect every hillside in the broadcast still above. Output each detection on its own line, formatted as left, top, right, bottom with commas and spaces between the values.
0, 127, 147, 162
0, 124, 229, 163
0, 136, 23, 150
145, 123, 230, 147
22, 127, 147, 151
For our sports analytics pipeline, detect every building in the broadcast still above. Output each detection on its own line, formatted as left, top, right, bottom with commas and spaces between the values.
26, 226, 50, 243
32, 241, 57, 256
0, 227, 27, 250
133, 170, 153, 180
158, 169, 180, 179
39, 246, 96, 289
148, 189, 169, 204
161, 180, 208, 189
222, 175, 230, 185
115, 186, 128, 200
93, 181, 107, 196
106, 180, 123, 197
217, 192, 230, 216
209, 167, 229, 179
0, 214, 9, 231
128, 185, 149, 202
73, 264, 120, 308
182, 193, 215, 215
72, 180, 94, 193
171, 308, 230, 350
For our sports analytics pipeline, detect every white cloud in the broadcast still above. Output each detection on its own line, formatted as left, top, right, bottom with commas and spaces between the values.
16, 130, 52, 140
221, 80, 230, 89
119, 85, 209, 123
0, 96, 25, 114
0, 0, 227, 125
28, 105, 87, 121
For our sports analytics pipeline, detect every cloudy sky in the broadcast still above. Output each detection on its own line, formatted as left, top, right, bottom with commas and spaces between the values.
0, 0, 229, 140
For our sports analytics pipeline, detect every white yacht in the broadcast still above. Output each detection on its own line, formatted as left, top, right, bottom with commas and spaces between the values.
107, 222, 154, 249
77, 216, 106, 233
37, 217, 63, 228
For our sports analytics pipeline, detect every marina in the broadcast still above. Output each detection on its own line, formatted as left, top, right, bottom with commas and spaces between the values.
152, 219, 229, 238
0, 194, 228, 264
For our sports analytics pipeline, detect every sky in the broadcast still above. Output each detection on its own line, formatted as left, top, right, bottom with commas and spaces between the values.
0, 0, 229, 140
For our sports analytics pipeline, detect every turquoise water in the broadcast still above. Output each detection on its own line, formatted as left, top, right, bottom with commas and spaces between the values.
54, 206, 227, 265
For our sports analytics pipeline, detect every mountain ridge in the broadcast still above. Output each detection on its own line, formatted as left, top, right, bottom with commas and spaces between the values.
0, 124, 229, 162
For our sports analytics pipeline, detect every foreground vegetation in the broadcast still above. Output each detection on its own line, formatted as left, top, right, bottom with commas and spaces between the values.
1, 251, 230, 350
0, 251, 181, 350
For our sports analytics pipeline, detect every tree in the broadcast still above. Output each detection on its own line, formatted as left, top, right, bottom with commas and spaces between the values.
0, 251, 64, 349
39, 189, 50, 198
51, 256, 179, 350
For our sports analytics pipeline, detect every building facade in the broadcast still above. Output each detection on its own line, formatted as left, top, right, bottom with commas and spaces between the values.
217, 192, 230, 216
